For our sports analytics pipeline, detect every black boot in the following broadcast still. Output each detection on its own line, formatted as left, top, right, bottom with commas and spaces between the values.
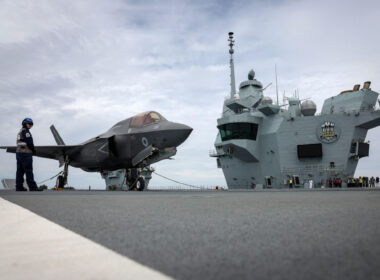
16, 187, 27, 191
29, 188, 42, 192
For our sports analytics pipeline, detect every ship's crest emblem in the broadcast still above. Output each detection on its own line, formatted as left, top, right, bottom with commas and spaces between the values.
317, 121, 340, 143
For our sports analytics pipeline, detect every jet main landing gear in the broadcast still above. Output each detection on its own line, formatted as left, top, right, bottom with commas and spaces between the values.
129, 177, 145, 191
55, 157, 69, 190
56, 175, 64, 189
126, 167, 151, 191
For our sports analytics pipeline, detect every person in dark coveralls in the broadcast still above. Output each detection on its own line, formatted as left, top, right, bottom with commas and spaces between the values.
15, 118, 40, 191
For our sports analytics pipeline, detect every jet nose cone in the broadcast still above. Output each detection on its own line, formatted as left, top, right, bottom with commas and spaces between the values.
177, 124, 193, 145
169, 123, 193, 147
181, 124, 193, 137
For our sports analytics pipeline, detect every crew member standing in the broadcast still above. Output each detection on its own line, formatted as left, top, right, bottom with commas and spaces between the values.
289, 178, 293, 188
16, 118, 39, 191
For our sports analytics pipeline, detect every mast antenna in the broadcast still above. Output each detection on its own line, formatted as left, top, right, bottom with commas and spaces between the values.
275, 64, 279, 105
228, 32, 236, 98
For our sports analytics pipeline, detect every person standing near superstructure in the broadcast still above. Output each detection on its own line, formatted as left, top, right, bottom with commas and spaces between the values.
289, 178, 293, 188
370, 176, 375, 188
15, 118, 40, 191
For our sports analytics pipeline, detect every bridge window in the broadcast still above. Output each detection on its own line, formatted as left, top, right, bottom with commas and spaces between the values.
218, 122, 258, 141
130, 111, 166, 127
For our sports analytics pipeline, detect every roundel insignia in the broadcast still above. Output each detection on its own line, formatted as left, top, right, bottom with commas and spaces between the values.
316, 121, 341, 143
142, 137, 149, 147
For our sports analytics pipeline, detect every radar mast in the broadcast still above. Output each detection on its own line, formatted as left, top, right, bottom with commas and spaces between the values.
228, 32, 236, 98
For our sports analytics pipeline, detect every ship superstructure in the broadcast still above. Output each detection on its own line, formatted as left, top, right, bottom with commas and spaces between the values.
211, 32, 380, 189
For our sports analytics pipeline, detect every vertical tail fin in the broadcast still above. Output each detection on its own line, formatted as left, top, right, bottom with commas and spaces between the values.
50, 125, 65, 145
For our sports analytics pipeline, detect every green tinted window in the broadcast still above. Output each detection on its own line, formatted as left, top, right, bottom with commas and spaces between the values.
218, 122, 258, 141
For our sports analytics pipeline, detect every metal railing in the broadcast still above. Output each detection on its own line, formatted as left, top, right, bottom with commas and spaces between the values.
281, 164, 345, 175
148, 185, 227, 191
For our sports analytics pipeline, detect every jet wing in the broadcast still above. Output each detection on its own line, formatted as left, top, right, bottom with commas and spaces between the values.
0, 145, 81, 161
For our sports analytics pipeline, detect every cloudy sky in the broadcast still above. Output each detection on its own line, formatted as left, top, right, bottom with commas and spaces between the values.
0, 0, 379, 189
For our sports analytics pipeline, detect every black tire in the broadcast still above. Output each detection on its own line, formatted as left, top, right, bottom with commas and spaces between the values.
135, 177, 145, 191
56, 175, 65, 188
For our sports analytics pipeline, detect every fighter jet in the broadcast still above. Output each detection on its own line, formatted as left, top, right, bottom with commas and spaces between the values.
1, 111, 192, 190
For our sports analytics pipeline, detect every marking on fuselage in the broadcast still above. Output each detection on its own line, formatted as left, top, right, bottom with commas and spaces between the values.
142, 137, 149, 147
98, 142, 109, 154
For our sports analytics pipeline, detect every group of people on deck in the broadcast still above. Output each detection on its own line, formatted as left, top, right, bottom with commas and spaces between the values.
328, 178, 343, 188
347, 176, 378, 188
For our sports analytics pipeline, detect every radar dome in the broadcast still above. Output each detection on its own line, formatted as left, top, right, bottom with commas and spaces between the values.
301, 100, 317, 116
248, 69, 255, 80
261, 96, 273, 105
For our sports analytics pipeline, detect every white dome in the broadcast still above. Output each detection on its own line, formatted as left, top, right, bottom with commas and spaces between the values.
261, 96, 273, 105
301, 100, 317, 116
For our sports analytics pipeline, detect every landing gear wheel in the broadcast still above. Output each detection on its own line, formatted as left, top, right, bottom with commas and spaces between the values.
56, 175, 65, 189
129, 177, 145, 191
136, 177, 145, 191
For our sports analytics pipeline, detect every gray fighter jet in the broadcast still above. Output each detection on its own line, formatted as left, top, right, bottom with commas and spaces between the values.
1, 111, 192, 190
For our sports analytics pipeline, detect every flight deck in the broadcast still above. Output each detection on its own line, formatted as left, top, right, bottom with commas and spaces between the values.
1, 189, 380, 280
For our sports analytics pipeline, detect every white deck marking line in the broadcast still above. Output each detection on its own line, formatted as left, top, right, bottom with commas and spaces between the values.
0, 198, 172, 280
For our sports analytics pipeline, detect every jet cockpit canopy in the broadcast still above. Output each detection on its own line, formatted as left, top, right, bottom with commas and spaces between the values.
130, 111, 167, 127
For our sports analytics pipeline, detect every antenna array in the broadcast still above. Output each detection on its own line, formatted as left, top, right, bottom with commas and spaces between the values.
228, 32, 236, 98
